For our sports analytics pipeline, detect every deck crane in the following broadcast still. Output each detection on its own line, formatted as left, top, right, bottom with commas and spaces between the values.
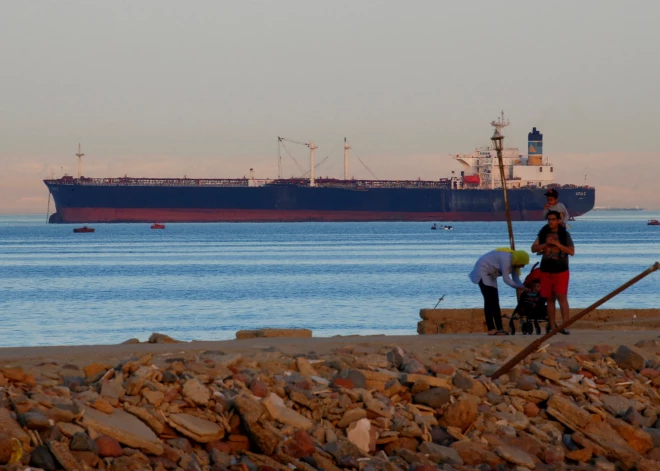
277, 137, 318, 186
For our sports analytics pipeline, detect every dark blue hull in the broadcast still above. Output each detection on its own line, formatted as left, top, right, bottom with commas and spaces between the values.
44, 180, 595, 223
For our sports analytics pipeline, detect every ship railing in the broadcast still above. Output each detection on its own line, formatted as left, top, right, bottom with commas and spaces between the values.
44, 177, 253, 187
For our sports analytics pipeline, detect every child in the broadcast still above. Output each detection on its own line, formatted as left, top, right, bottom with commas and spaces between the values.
514, 279, 547, 334
543, 189, 569, 226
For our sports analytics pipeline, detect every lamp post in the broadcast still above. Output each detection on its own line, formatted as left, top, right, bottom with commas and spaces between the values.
492, 129, 515, 250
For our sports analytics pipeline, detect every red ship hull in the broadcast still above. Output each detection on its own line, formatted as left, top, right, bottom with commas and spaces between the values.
59, 207, 549, 223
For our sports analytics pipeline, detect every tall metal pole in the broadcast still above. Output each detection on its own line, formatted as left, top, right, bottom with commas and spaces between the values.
492, 130, 515, 250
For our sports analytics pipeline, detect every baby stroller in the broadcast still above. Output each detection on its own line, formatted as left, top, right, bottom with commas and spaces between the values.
505, 263, 550, 335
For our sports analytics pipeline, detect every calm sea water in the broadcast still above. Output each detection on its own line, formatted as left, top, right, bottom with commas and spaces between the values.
1, 212, 660, 347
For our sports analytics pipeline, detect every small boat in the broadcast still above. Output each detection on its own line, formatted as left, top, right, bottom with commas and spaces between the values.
441, 225, 453, 231
431, 224, 437, 230
151, 223, 166, 229
649, 219, 660, 226
73, 226, 95, 233
568, 216, 576, 222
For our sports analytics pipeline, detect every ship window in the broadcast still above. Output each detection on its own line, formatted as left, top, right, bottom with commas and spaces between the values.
539, 167, 543, 172
550, 167, 553, 172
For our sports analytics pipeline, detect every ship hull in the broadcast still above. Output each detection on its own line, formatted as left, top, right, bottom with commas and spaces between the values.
45, 183, 595, 223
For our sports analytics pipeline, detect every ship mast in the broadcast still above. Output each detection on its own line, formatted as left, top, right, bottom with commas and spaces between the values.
344, 138, 351, 180
309, 141, 317, 187
76, 143, 84, 179
489, 111, 509, 189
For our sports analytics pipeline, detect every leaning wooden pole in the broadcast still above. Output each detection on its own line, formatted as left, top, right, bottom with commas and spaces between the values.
490, 261, 660, 380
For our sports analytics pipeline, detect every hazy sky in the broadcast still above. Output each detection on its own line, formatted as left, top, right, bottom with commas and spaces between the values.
2, 0, 659, 212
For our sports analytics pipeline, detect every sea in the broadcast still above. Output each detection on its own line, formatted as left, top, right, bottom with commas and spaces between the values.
1, 211, 659, 347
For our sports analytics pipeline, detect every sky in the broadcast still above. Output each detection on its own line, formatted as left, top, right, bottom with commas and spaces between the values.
1, 0, 659, 213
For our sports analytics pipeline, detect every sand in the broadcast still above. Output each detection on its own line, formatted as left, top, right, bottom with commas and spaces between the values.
2, 330, 660, 371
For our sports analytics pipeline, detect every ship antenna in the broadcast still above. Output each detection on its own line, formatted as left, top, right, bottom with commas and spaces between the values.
76, 143, 84, 179
344, 137, 351, 180
490, 110, 510, 140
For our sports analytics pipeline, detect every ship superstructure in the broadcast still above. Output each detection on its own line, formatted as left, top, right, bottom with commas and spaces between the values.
452, 112, 554, 190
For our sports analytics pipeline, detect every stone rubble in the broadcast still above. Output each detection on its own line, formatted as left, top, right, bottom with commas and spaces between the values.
5, 337, 660, 470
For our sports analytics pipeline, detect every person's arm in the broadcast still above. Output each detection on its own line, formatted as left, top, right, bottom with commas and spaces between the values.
531, 237, 545, 253
500, 255, 525, 289
561, 204, 570, 223
546, 234, 575, 256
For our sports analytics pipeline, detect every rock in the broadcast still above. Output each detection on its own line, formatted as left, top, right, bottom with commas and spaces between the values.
49, 440, 83, 471
148, 332, 181, 343
182, 378, 211, 406
493, 445, 536, 468
92, 398, 115, 414
250, 379, 269, 398
524, 403, 540, 418
123, 403, 165, 436
614, 345, 645, 371
296, 357, 319, 376
262, 393, 314, 430
234, 394, 279, 455
566, 446, 593, 462
516, 375, 538, 391
283, 429, 317, 458
168, 413, 225, 443
80, 405, 164, 455
30, 445, 57, 471
162, 371, 178, 383
531, 362, 562, 382
387, 348, 405, 369
18, 410, 51, 431
453, 372, 474, 390
95, 435, 123, 457
332, 377, 354, 389
0, 408, 30, 449
143, 389, 165, 407
70, 432, 98, 453
121, 338, 140, 344
83, 363, 108, 378
440, 396, 478, 432
419, 441, 464, 465
0, 434, 12, 464
324, 439, 366, 460
346, 369, 367, 389
57, 422, 85, 438
546, 395, 591, 430
451, 441, 502, 467
346, 418, 372, 453
413, 388, 451, 409
601, 395, 635, 417
543, 446, 565, 464
338, 408, 367, 428
210, 448, 232, 467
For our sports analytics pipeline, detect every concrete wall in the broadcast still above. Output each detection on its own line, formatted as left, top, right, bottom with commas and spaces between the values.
417, 308, 660, 334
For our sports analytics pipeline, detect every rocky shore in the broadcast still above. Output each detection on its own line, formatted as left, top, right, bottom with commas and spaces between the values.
2, 333, 660, 470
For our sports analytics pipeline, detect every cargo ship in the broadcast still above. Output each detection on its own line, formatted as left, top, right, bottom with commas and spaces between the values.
44, 114, 595, 223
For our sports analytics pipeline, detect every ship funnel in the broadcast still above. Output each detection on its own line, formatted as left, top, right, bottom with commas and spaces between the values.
527, 127, 543, 166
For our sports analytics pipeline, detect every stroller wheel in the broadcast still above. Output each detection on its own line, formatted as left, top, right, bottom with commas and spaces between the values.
521, 321, 530, 335
534, 321, 541, 335
509, 318, 516, 336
